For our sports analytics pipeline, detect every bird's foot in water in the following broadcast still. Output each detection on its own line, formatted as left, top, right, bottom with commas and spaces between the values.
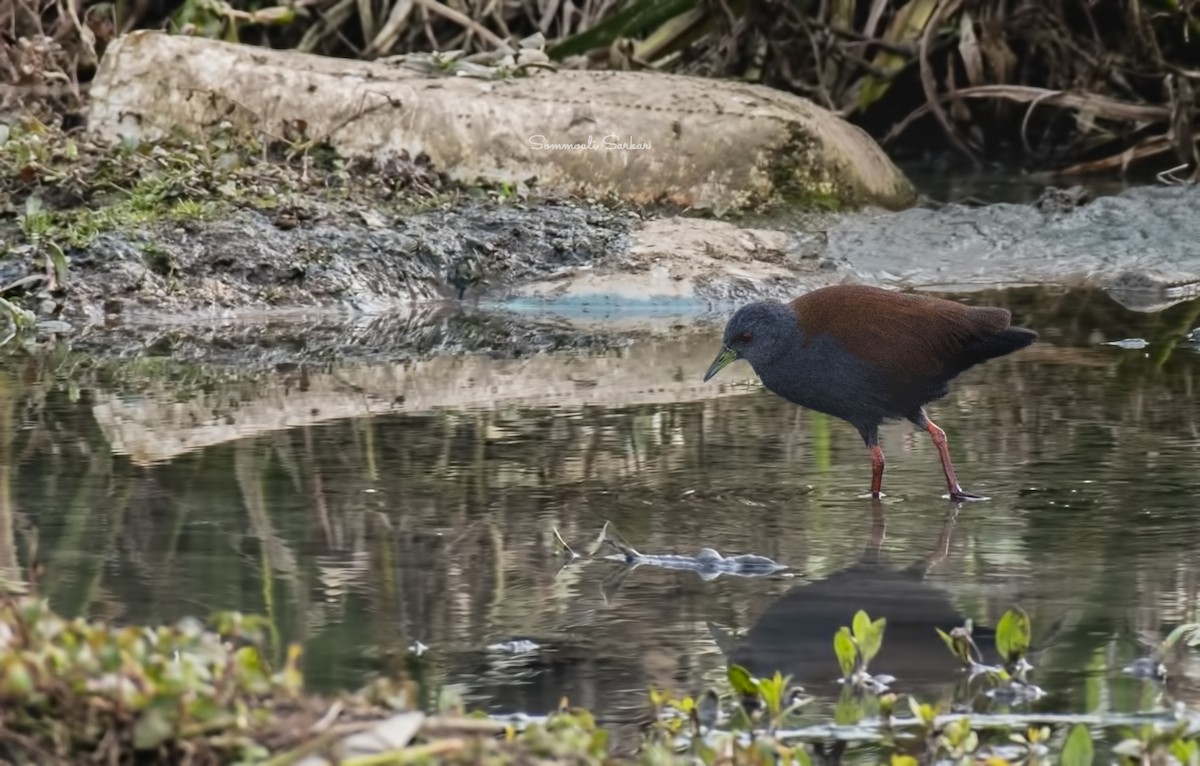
946, 488, 989, 502
858, 491, 886, 500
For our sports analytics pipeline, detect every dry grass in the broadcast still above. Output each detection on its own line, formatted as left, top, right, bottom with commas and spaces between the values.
0, 0, 101, 122
713, 0, 1200, 174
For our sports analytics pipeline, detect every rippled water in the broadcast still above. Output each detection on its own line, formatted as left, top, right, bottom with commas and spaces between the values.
2, 286, 1200, 751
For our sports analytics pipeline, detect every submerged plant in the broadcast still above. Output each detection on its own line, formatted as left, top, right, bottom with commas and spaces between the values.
1124, 621, 1200, 681
936, 607, 1043, 702
725, 665, 807, 731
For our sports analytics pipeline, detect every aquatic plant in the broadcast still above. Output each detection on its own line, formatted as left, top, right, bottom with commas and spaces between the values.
834, 609, 890, 692
935, 607, 1043, 702
642, 603, 1200, 765
0, 593, 305, 762
6, 586, 1200, 765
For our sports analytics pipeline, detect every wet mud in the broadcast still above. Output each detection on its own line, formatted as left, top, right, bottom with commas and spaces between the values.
55, 198, 634, 323
7, 179, 1200, 363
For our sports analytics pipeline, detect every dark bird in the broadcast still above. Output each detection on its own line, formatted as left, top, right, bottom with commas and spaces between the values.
703, 284, 1037, 500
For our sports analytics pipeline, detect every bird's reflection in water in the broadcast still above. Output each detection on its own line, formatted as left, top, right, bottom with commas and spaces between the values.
722, 500, 999, 701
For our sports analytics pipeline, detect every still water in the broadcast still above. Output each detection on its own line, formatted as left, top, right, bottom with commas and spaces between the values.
2, 286, 1199, 745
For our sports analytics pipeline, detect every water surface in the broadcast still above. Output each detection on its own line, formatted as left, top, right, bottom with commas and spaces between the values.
2, 286, 1200, 749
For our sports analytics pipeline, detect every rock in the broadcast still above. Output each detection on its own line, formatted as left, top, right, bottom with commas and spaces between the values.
510, 216, 838, 306
85, 31, 916, 213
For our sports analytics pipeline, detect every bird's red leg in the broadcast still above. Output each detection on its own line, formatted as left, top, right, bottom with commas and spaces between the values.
870, 444, 885, 498
925, 419, 987, 501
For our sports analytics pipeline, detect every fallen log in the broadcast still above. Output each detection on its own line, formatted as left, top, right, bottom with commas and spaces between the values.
84, 31, 916, 213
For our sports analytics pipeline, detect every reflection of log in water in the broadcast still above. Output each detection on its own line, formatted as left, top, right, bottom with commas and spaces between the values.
725, 501, 999, 697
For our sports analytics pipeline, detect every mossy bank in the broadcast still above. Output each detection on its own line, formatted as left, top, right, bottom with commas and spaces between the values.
5, 118, 1200, 360
0, 120, 646, 329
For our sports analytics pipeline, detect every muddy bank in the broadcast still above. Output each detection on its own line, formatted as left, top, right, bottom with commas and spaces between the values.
63, 185, 1200, 327
6, 117, 1200, 353
55, 198, 635, 322
22, 182, 1200, 337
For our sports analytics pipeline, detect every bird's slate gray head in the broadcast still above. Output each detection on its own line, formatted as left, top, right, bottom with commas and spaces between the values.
703, 301, 800, 382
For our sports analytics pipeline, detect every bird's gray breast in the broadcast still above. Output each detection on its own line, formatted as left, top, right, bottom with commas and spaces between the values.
753, 333, 895, 425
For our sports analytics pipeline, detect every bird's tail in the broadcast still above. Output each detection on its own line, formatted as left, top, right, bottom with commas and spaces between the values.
961, 322, 1038, 365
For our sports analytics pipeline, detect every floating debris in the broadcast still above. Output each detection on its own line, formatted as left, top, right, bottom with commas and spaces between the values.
486, 639, 541, 654
1102, 338, 1150, 349
588, 520, 789, 581
984, 679, 1047, 703
408, 641, 429, 656
1123, 657, 1167, 680
551, 526, 578, 560
837, 672, 895, 694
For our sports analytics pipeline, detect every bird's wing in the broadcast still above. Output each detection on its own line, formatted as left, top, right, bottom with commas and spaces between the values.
791, 286, 1011, 380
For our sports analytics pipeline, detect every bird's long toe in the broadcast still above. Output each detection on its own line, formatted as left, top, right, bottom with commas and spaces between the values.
947, 489, 989, 502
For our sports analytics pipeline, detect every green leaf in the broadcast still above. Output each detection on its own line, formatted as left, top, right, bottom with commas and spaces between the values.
906, 697, 936, 725
0, 297, 35, 329
727, 664, 759, 698
860, 617, 887, 664
133, 707, 175, 750
547, 0, 695, 59
833, 627, 857, 678
1170, 739, 1198, 766
935, 627, 958, 657
0, 660, 34, 698
758, 672, 783, 716
1162, 623, 1200, 652
794, 745, 814, 766
907, 694, 922, 720
589, 728, 610, 756
936, 626, 978, 666
996, 608, 1032, 663
878, 693, 897, 718
1061, 724, 1094, 766
858, 0, 940, 110
962, 730, 979, 753
852, 610, 871, 643
45, 241, 69, 287
248, 5, 295, 25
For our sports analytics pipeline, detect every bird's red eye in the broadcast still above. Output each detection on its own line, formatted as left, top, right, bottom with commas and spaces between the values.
738, 331, 752, 343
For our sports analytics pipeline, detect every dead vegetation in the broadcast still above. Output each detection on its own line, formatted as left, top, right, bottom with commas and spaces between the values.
2, 0, 1200, 175
730, 0, 1200, 178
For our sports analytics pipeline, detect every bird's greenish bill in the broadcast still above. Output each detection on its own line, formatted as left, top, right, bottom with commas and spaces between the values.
703, 347, 739, 382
